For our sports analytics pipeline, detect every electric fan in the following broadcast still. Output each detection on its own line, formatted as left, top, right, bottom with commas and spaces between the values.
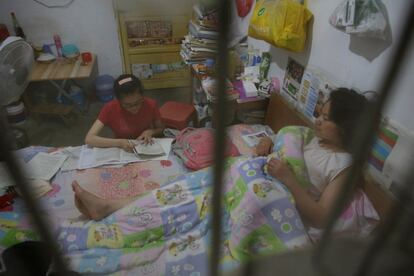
0, 36, 34, 148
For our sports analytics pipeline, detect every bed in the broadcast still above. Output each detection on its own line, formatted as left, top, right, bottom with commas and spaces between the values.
0, 93, 393, 275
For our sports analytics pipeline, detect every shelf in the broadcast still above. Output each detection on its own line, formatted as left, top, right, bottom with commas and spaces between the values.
119, 12, 191, 90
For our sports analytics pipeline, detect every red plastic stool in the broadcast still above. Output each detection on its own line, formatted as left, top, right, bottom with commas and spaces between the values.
160, 101, 197, 130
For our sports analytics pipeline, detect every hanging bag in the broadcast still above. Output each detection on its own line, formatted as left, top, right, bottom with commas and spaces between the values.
248, 0, 313, 52
329, 0, 387, 40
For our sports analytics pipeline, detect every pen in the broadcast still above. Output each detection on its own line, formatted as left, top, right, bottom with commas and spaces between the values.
128, 140, 139, 156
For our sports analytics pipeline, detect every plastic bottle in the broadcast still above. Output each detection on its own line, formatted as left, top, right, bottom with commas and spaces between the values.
53, 34, 63, 57
259, 52, 271, 80
10, 12, 25, 40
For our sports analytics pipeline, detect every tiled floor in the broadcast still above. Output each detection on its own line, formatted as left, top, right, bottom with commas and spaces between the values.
15, 86, 192, 148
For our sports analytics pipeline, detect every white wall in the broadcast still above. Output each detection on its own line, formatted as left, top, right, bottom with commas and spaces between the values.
246, 0, 414, 132
0, 0, 197, 77
0, 0, 123, 77
115, 0, 195, 15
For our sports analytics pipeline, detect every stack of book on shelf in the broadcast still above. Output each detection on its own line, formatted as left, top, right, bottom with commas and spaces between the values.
181, 3, 219, 64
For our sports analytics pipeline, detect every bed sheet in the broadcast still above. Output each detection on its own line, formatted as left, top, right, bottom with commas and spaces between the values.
0, 126, 379, 274
0, 134, 311, 275
2, 146, 189, 221
52, 157, 309, 275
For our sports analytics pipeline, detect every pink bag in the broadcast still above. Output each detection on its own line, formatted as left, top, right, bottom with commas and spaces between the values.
175, 127, 239, 170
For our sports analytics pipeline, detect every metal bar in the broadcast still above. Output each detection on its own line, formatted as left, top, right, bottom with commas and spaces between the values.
210, 0, 231, 275
314, 3, 414, 275
48, 79, 84, 112
355, 168, 414, 276
0, 116, 70, 275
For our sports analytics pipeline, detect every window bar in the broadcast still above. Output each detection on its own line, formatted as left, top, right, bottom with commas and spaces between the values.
313, 3, 414, 275
210, 0, 231, 275
356, 170, 414, 276
395, 187, 414, 252
0, 120, 70, 275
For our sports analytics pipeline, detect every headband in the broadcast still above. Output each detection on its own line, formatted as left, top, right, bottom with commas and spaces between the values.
118, 77, 133, 85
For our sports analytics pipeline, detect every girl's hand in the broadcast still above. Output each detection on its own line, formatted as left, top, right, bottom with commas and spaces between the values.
137, 130, 154, 145
118, 139, 134, 152
267, 158, 294, 184
255, 137, 273, 156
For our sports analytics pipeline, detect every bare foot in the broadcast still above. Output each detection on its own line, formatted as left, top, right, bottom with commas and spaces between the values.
72, 181, 111, 220
74, 193, 91, 219
72, 181, 137, 221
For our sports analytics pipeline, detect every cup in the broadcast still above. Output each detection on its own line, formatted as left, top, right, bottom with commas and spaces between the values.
81, 52, 92, 65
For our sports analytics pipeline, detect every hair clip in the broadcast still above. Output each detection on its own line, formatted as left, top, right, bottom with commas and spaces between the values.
118, 77, 133, 85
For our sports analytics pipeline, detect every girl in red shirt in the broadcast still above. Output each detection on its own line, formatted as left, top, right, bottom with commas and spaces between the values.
85, 74, 164, 152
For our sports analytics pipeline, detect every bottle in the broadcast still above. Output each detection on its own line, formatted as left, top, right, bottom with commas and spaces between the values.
0, 24, 10, 43
10, 12, 26, 40
53, 34, 63, 57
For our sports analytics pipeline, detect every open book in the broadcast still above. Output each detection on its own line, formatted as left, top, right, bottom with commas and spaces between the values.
78, 138, 174, 169
133, 139, 165, 157
242, 130, 269, 147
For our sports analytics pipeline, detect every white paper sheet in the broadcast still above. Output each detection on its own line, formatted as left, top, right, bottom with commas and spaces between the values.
54, 146, 82, 172
23, 152, 67, 181
242, 131, 269, 147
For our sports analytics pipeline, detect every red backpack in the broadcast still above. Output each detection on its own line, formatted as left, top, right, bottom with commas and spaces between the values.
174, 127, 239, 170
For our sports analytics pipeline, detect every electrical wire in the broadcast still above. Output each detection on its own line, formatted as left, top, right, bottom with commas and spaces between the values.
33, 0, 74, 8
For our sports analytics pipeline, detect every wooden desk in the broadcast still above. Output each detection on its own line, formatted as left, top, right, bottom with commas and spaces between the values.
27, 54, 97, 116
30, 54, 96, 82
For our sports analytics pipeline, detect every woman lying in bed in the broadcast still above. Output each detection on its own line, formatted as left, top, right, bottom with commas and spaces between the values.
73, 88, 370, 225
256, 88, 370, 229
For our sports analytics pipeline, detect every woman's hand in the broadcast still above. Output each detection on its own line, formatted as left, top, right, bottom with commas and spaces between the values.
137, 129, 154, 145
118, 139, 134, 152
267, 158, 294, 184
256, 137, 273, 156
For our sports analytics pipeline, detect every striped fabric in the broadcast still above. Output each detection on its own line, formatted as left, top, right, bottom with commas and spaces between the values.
368, 126, 399, 171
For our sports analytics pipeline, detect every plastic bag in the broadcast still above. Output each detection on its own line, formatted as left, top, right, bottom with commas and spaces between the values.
248, 0, 313, 52
329, 0, 387, 40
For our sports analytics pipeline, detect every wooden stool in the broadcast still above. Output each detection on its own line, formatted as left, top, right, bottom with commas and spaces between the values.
160, 101, 197, 130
